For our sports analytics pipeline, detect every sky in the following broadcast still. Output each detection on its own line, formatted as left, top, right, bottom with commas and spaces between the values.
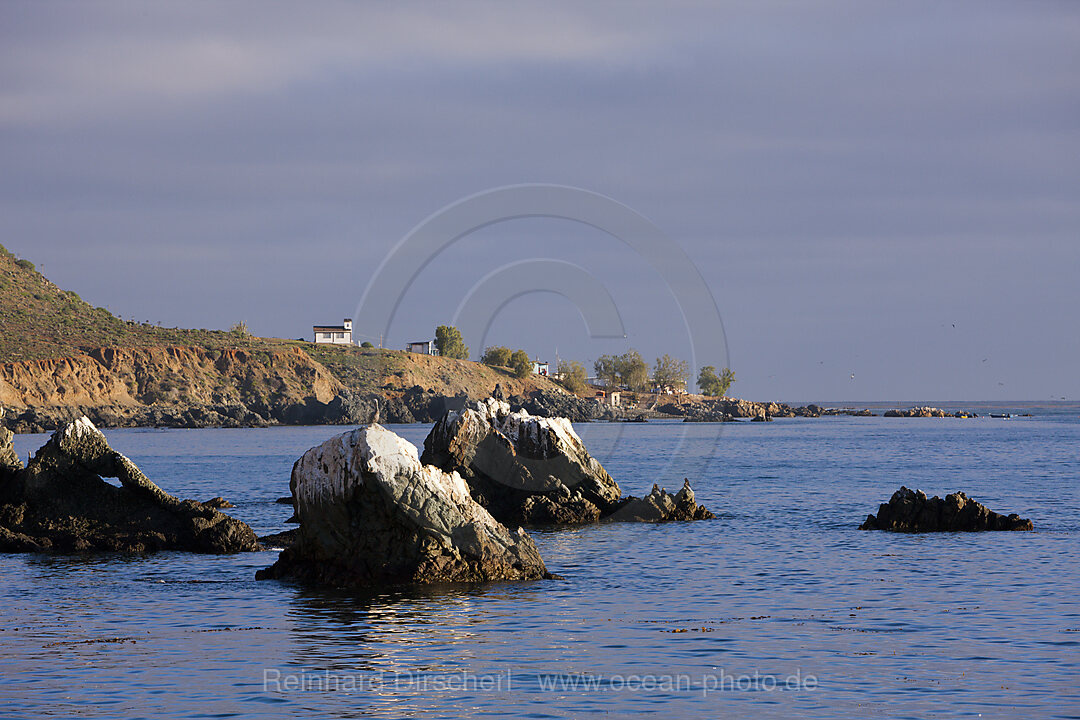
1, 1, 1078, 402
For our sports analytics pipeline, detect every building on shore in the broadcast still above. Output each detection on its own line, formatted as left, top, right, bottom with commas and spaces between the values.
594, 390, 622, 407
407, 340, 434, 355
313, 319, 354, 345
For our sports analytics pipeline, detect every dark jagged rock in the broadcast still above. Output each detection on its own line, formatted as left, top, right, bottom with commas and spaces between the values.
202, 496, 235, 509
0, 417, 258, 553
608, 480, 715, 522
258, 528, 298, 549
859, 486, 1034, 532
257, 424, 552, 586
422, 398, 714, 526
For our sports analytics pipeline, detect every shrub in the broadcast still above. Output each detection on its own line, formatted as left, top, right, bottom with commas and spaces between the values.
481, 345, 513, 367
15, 258, 35, 272
557, 360, 588, 393
509, 349, 532, 379
361, 341, 375, 348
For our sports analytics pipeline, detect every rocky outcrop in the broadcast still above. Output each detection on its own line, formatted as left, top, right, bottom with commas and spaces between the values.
422, 398, 713, 526
859, 486, 1034, 532
509, 388, 618, 423
0, 417, 258, 552
659, 399, 828, 422
257, 424, 552, 586
883, 407, 978, 418
607, 480, 714, 522
0, 407, 21, 474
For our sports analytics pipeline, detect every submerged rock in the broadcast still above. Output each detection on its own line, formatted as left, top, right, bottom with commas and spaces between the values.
0, 417, 258, 553
860, 486, 1033, 532
422, 398, 713, 525
257, 424, 552, 586
257, 528, 298, 549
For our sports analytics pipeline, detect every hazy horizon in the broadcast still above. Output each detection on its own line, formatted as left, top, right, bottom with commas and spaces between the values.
3, 1, 1078, 401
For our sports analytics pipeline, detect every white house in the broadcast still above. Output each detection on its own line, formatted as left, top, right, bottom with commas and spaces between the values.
313, 319, 353, 345
407, 340, 434, 355
532, 360, 550, 376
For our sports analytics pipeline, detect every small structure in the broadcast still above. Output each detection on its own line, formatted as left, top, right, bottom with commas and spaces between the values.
532, 360, 550, 376
313, 319, 353, 345
594, 390, 621, 408
407, 340, 434, 355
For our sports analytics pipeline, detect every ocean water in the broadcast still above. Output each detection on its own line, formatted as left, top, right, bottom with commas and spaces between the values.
2, 409, 1079, 719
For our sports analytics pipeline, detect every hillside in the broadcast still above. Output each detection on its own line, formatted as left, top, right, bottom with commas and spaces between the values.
0, 245, 570, 431
0, 243, 299, 361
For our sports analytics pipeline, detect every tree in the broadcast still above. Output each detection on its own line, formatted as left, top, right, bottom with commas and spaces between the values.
698, 365, 735, 396
557, 360, 588, 393
360, 341, 375, 348
593, 354, 618, 387
434, 325, 469, 359
615, 350, 649, 391
509, 349, 532, 379
653, 354, 690, 391
481, 345, 513, 367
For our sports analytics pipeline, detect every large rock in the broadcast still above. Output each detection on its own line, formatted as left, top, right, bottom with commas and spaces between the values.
422, 398, 713, 525
422, 398, 622, 525
860, 486, 1034, 532
256, 423, 552, 586
0, 417, 258, 553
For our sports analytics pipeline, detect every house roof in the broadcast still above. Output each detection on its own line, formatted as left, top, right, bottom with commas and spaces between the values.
313, 325, 349, 332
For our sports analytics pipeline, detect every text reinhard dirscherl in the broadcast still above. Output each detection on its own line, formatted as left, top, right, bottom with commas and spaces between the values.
262, 669, 818, 697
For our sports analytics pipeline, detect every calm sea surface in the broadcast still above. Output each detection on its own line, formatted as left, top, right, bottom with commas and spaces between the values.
2, 407, 1079, 719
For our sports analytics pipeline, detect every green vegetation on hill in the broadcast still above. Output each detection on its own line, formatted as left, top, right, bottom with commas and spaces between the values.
0, 245, 298, 362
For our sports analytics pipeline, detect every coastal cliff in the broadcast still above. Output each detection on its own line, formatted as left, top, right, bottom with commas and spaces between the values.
0, 245, 569, 431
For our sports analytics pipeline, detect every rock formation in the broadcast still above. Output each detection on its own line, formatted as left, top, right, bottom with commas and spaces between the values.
607, 480, 715, 522
0, 407, 21, 475
509, 388, 618, 422
256, 424, 552, 586
860, 486, 1033, 532
422, 398, 713, 525
0, 416, 258, 552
